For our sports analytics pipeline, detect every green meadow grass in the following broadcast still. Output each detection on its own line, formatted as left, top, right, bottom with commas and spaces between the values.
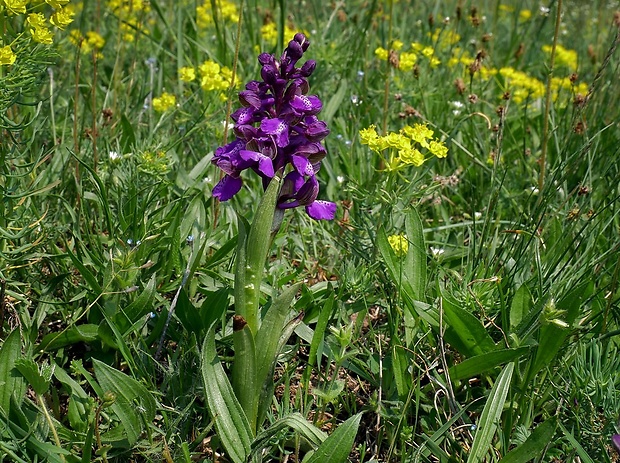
1, 0, 620, 461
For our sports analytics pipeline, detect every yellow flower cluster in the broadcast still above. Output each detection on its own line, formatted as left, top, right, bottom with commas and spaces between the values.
542, 44, 578, 71
429, 28, 461, 48
28, 13, 54, 44
375, 41, 440, 71
138, 150, 172, 175
0, 0, 74, 66
2, 0, 28, 15
360, 123, 448, 170
260, 22, 300, 46
152, 92, 176, 112
388, 234, 409, 257
69, 30, 105, 55
107, 0, 151, 42
196, 0, 238, 29
446, 45, 587, 106
0, 45, 16, 65
495, 67, 587, 104
178, 66, 196, 82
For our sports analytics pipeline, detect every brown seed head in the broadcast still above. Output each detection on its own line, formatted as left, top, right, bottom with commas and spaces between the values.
514, 42, 525, 60
454, 78, 466, 94
388, 49, 400, 68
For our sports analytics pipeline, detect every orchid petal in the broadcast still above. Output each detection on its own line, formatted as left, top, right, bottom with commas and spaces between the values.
213, 175, 242, 201
306, 200, 337, 220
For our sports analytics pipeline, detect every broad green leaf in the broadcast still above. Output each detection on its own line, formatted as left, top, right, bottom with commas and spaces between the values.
201, 325, 253, 463
404, 207, 427, 303
54, 364, 92, 433
232, 323, 258, 434
250, 412, 328, 461
467, 363, 514, 463
510, 284, 532, 332
0, 330, 26, 415
303, 413, 362, 463
199, 287, 231, 329
92, 359, 156, 446
175, 288, 204, 335
37, 324, 99, 352
14, 358, 53, 395
442, 295, 497, 357
500, 418, 557, 463
255, 283, 301, 388
253, 283, 301, 429
392, 345, 412, 400
450, 347, 530, 381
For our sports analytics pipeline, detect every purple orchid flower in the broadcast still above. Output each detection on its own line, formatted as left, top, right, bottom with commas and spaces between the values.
211, 33, 336, 220
613, 434, 620, 453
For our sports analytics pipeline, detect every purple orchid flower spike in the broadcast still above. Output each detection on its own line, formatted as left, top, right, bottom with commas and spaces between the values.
612, 434, 620, 453
211, 33, 336, 220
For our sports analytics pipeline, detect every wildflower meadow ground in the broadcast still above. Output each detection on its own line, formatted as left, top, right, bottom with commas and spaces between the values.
1, 0, 620, 462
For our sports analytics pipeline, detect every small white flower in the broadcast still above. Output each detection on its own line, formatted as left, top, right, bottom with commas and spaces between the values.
430, 247, 445, 258
109, 151, 121, 161
474, 211, 482, 220
337, 176, 345, 184
539, 6, 550, 15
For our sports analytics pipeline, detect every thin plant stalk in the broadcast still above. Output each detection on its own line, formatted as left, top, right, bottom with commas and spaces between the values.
538, 0, 563, 194
214, 0, 245, 229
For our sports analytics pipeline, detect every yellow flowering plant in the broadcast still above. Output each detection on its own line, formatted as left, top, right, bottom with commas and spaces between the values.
360, 123, 448, 171
0, 0, 74, 124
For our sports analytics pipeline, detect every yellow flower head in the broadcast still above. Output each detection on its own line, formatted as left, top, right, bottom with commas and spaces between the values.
403, 123, 434, 146
178, 66, 196, 82
374, 47, 389, 61
86, 31, 105, 50
428, 140, 448, 158
51, 7, 75, 30
388, 234, 409, 257
400, 52, 417, 71
260, 21, 299, 45
27, 13, 47, 29
197, 0, 238, 29
3, 0, 28, 15
152, 92, 176, 112
397, 147, 424, 167
359, 125, 383, 152
0, 46, 17, 65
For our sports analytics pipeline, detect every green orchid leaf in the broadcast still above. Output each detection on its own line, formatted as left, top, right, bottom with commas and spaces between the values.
201, 324, 253, 463
467, 363, 514, 463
